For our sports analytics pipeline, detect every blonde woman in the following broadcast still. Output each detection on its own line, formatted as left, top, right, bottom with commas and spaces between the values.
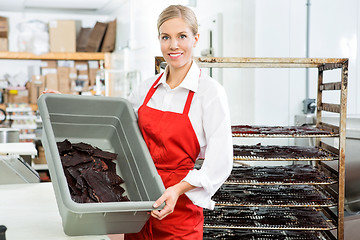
125, 5, 233, 240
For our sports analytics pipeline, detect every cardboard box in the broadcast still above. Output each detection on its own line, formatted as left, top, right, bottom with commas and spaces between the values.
57, 67, 71, 93
49, 20, 77, 52
86, 22, 107, 52
69, 68, 77, 81
0, 38, 8, 51
33, 146, 47, 164
7, 88, 29, 103
75, 61, 88, 71
29, 76, 45, 104
101, 19, 116, 52
89, 68, 98, 86
76, 28, 92, 52
41, 68, 57, 76
45, 73, 58, 90
0, 17, 8, 38
41, 60, 57, 68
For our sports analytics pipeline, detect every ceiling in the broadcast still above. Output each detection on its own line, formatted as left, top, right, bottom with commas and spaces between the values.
0, 0, 127, 14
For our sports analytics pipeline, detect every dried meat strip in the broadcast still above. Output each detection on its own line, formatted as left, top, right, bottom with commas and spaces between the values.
93, 147, 118, 160
72, 142, 95, 155
81, 169, 124, 202
57, 139, 72, 154
57, 139, 129, 204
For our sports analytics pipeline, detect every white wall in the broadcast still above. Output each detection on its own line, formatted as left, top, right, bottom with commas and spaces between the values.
111, 0, 359, 128
1, 0, 358, 126
111, 0, 256, 125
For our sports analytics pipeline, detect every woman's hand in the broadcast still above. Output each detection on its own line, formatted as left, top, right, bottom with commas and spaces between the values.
42, 89, 61, 94
151, 181, 195, 220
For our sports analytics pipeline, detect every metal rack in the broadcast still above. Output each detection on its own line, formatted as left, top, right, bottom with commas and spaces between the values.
155, 57, 348, 240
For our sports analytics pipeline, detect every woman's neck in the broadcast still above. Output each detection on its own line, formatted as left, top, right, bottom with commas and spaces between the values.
166, 61, 192, 89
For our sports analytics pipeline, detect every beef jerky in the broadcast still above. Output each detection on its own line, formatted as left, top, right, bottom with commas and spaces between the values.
72, 142, 95, 155
93, 147, 118, 160
57, 140, 129, 203
64, 151, 93, 167
81, 169, 122, 202
57, 139, 72, 154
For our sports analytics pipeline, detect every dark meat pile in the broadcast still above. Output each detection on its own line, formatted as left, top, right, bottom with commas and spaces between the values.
226, 165, 335, 185
231, 125, 335, 137
203, 229, 326, 240
233, 143, 336, 160
57, 139, 129, 203
212, 185, 335, 207
203, 206, 334, 230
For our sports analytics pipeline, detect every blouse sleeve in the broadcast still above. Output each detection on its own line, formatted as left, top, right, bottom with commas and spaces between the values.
182, 84, 233, 210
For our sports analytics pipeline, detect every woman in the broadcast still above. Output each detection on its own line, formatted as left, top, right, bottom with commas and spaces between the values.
125, 4, 233, 240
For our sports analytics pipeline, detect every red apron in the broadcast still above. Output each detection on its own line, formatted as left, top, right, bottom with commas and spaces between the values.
125, 73, 203, 240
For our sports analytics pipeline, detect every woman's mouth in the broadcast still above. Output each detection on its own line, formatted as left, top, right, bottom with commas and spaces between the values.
168, 53, 183, 58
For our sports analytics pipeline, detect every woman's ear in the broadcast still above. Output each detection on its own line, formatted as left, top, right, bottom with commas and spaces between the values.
193, 33, 200, 48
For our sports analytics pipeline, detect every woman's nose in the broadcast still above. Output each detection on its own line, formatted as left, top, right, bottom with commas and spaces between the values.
170, 39, 179, 50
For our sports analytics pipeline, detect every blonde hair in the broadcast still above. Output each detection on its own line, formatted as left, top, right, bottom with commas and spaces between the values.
157, 5, 198, 36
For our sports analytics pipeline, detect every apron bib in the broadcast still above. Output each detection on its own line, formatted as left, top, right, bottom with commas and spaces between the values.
125, 73, 203, 240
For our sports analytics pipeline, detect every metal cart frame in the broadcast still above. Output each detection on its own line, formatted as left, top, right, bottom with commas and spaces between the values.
155, 56, 348, 240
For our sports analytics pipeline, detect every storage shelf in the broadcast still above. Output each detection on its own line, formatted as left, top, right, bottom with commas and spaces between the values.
231, 125, 338, 138
225, 165, 337, 186
213, 185, 336, 208
233, 144, 338, 161
0, 51, 108, 61
155, 56, 348, 240
204, 206, 336, 231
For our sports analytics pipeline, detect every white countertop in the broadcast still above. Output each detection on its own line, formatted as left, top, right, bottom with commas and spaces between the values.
0, 183, 123, 240
0, 142, 37, 156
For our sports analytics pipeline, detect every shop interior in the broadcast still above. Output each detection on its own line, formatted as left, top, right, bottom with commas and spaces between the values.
0, 0, 359, 239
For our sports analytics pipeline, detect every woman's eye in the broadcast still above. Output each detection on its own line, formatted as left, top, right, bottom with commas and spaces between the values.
162, 36, 169, 40
180, 35, 187, 39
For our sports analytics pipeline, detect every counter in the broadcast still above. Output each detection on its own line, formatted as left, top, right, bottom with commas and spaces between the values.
0, 183, 123, 240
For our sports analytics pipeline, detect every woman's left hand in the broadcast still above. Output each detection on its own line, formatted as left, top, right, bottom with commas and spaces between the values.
151, 185, 180, 220
151, 181, 196, 220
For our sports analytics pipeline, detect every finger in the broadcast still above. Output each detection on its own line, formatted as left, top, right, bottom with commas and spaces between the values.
151, 210, 170, 221
151, 204, 173, 220
153, 195, 166, 209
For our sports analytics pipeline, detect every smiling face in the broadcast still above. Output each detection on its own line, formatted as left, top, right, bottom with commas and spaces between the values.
159, 17, 199, 71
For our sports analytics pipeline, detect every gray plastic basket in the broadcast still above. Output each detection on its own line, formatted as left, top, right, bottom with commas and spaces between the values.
38, 94, 165, 236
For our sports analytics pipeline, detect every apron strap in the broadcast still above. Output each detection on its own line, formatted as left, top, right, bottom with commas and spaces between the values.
143, 73, 164, 106
183, 91, 195, 116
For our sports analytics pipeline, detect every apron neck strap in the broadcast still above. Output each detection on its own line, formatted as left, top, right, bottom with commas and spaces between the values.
143, 73, 163, 105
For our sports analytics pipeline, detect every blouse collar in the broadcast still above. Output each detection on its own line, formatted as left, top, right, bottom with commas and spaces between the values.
154, 60, 200, 92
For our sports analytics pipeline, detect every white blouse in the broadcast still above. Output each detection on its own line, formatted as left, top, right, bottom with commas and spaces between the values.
128, 61, 233, 210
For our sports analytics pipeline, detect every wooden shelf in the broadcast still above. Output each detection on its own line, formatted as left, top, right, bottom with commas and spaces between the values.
0, 51, 109, 61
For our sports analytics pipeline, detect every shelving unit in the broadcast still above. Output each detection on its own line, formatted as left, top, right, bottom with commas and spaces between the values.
0, 51, 111, 64
0, 51, 113, 177
155, 57, 348, 239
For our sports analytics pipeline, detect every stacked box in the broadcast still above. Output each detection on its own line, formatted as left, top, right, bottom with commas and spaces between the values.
41, 60, 58, 91
0, 16, 8, 51
29, 75, 45, 104
38, 94, 165, 235
88, 61, 99, 86
49, 20, 77, 52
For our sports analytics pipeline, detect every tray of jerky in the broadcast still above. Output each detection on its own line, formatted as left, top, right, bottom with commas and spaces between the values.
225, 165, 337, 185
233, 144, 338, 161
203, 206, 336, 231
38, 94, 165, 236
203, 229, 333, 240
231, 125, 338, 138
212, 185, 336, 207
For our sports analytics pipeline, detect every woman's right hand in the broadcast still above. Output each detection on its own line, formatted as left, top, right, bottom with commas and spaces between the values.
42, 89, 61, 94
